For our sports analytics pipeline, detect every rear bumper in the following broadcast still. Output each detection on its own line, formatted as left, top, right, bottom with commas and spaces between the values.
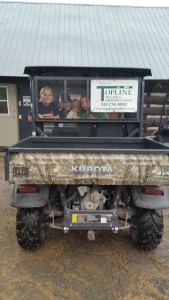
49, 208, 130, 232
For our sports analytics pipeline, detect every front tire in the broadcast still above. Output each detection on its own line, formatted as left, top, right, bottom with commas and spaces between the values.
130, 208, 164, 250
16, 208, 46, 250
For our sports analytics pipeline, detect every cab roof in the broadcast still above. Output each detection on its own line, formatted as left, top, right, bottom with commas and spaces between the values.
24, 66, 151, 78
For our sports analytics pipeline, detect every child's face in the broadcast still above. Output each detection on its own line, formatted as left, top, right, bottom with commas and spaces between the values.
80, 97, 86, 110
65, 101, 72, 111
80, 97, 90, 110
41, 89, 53, 105
72, 101, 80, 112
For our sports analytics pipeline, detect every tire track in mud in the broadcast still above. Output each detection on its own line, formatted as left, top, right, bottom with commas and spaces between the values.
38, 231, 169, 299
1, 223, 169, 300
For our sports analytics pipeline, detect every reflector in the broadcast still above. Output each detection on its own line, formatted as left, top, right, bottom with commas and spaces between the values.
18, 186, 38, 193
143, 187, 163, 196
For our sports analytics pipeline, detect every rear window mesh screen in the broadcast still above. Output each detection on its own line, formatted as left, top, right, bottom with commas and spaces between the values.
34, 78, 137, 120
35, 79, 88, 119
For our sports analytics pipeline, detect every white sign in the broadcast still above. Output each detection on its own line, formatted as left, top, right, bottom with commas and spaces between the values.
91, 79, 138, 112
23, 96, 31, 106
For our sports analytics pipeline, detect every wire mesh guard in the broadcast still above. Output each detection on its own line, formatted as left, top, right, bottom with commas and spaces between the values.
35, 79, 137, 120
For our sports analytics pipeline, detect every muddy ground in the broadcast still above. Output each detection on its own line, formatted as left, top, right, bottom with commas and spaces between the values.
0, 153, 169, 300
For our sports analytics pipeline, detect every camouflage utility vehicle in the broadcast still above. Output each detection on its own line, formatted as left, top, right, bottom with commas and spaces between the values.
5, 66, 169, 250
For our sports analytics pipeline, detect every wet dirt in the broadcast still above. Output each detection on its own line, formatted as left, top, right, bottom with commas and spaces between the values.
1, 153, 169, 300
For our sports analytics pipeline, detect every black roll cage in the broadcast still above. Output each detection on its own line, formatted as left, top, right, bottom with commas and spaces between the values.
25, 66, 151, 138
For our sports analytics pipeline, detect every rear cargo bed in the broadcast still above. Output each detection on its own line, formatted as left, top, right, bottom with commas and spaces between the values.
6, 136, 169, 153
6, 136, 169, 186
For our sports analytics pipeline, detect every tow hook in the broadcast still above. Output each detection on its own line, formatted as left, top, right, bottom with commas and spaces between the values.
87, 230, 95, 241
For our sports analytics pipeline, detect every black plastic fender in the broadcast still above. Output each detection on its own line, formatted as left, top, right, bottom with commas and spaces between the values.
11, 184, 50, 208
131, 186, 169, 209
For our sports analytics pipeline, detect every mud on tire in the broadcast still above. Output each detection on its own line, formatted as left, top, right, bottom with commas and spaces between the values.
130, 209, 164, 250
16, 208, 46, 250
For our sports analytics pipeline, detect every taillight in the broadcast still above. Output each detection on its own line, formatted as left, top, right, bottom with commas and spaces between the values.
143, 187, 164, 196
18, 186, 38, 193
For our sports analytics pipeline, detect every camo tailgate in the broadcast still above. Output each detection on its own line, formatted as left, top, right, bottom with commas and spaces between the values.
8, 152, 169, 185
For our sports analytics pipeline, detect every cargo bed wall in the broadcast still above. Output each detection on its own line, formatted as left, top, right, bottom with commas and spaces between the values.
7, 137, 169, 186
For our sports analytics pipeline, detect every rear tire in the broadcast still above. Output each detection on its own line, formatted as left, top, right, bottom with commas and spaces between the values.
16, 208, 46, 250
130, 208, 163, 250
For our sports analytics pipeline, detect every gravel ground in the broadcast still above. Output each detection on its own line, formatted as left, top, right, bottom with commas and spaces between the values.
1, 153, 169, 300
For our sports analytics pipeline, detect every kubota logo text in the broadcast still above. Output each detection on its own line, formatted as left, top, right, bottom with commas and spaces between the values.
71, 165, 112, 174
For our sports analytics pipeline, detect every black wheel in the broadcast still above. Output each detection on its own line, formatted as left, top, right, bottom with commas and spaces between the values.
130, 208, 164, 250
16, 208, 46, 250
